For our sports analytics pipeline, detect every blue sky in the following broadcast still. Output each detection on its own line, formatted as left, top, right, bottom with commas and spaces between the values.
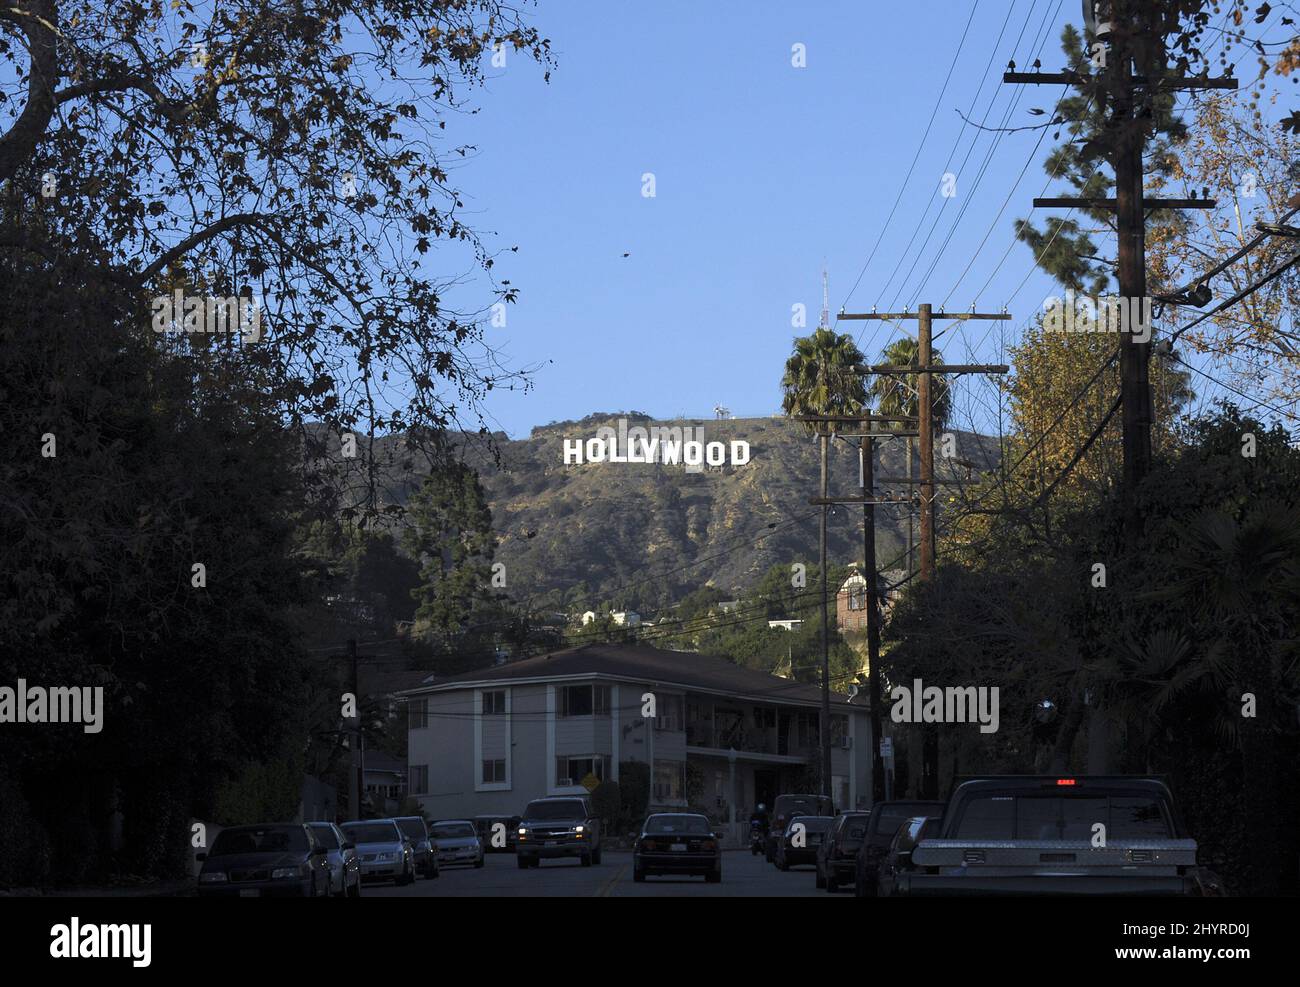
438, 0, 1217, 438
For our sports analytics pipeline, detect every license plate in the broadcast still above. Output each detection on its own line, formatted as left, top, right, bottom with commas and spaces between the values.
671, 843, 687, 852
545, 841, 558, 846
239, 889, 260, 897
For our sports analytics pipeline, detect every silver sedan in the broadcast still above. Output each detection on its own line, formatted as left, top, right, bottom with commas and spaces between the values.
430, 820, 485, 869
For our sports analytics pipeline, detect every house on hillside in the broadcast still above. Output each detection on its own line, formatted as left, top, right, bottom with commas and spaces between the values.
400, 642, 873, 846
611, 610, 640, 627
767, 619, 803, 631
836, 567, 871, 631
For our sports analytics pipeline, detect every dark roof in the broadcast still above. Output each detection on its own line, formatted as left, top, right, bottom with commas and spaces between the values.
358, 667, 437, 696
399, 642, 859, 708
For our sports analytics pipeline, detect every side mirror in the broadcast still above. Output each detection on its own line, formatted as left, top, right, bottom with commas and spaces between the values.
195, 852, 207, 862
713, 831, 725, 840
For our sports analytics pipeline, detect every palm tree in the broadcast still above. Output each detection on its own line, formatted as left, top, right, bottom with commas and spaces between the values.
781, 327, 867, 802
870, 337, 951, 574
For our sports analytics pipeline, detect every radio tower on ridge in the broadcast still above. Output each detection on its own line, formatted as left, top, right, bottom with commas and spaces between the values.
819, 262, 830, 330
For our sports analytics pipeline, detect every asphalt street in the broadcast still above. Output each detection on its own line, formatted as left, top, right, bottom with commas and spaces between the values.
367, 849, 838, 897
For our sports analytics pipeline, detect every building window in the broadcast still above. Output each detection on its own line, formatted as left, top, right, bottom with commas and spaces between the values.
686, 701, 713, 746
482, 759, 506, 784
848, 585, 867, 610
556, 755, 608, 787
409, 765, 428, 795
482, 690, 506, 715
797, 713, 819, 749
408, 698, 428, 729
559, 684, 610, 717
653, 761, 686, 802
753, 706, 776, 729
654, 694, 684, 732
830, 714, 847, 746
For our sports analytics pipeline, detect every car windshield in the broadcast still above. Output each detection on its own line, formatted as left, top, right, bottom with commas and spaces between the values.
776, 797, 831, 819
873, 804, 939, 838
342, 823, 399, 843
788, 816, 832, 833
432, 823, 476, 839
211, 826, 306, 856
645, 815, 711, 835
524, 800, 585, 820
309, 826, 339, 849
953, 795, 1173, 840
395, 819, 427, 840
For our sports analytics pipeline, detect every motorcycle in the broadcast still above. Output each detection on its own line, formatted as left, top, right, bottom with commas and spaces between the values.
749, 820, 767, 855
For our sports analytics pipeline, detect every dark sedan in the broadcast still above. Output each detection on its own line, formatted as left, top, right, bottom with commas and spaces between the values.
633, 813, 722, 883
775, 815, 833, 870
876, 816, 942, 897
307, 821, 362, 897
197, 823, 331, 897
854, 799, 946, 897
816, 811, 871, 892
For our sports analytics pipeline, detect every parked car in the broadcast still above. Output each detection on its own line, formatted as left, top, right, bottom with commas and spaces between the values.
632, 812, 722, 883
474, 814, 521, 853
765, 794, 833, 862
890, 776, 1206, 896
876, 815, 942, 897
341, 819, 416, 885
431, 819, 485, 868
815, 811, 871, 892
853, 799, 946, 897
196, 823, 330, 897
775, 814, 833, 870
307, 821, 362, 897
516, 795, 603, 868
392, 815, 439, 878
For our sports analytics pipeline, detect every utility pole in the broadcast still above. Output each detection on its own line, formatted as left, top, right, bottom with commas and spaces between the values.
838, 308, 1011, 585
802, 411, 917, 807
1008, 1, 1235, 532
860, 433, 885, 803
818, 429, 831, 802
837, 308, 1010, 799
917, 305, 937, 578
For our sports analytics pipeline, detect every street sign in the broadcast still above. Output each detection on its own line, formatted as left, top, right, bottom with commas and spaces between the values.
581, 772, 601, 793
879, 738, 894, 759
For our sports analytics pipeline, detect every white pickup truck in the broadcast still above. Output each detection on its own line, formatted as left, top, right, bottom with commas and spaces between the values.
891, 775, 1213, 896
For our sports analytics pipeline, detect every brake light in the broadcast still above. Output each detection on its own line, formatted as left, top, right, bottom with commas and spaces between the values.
1055, 778, 1077, 786
702, 840, 716, 851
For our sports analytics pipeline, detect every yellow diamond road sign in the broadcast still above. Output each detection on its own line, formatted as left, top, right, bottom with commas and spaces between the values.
581, 772, 600, 792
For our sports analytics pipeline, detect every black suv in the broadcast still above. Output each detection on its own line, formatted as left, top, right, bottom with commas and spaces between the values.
516, 796, 602, 868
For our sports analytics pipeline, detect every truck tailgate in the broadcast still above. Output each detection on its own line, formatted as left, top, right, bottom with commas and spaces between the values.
912, 838, 1198, 870
898, 839, 1200, 895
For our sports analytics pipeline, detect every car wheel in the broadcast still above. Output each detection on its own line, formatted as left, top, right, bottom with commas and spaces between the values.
517, 855, 530, 869
706, 871, 721, 884
765, 847, 775, 864
592, 847, 602, 865
815, 864, 826, 889
580, 851, 593, 867
777, 854, 789, 872
349, 874, 362, 897
633, 866, 646, 882
751, 844, 760, 856
826, 872, 839, 893
473, 855, 484, 868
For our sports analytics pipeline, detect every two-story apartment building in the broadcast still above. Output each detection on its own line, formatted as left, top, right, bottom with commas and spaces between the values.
401, 642, 873, 843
